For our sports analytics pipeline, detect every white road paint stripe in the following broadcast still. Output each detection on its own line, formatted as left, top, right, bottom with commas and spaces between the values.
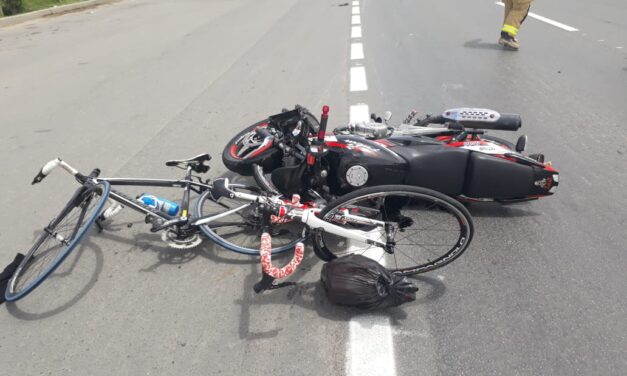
348, 318, 397, 376
352, 1, 359, 5
349, 104, 370, 123
351, 25, 362, 38
351, 15, 361, 25
495, 2, 579, 32
349, 66, 368, 91
350, 43, 364, 60
352, 6, 360, 15
346, 106, 397, 376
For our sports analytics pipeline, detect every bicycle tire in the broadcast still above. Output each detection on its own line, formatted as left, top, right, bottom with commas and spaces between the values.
312, 185, 473, 276
5, 181, 110, 302
194, 189, 305, 256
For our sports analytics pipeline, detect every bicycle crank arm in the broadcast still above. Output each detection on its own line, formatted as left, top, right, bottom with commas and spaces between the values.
150, 217, 188, 232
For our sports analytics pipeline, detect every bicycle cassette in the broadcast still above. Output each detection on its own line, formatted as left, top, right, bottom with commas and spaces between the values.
161, 230, 202, 249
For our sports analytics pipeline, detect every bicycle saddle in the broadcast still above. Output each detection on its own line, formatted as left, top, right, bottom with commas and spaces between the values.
165, 153, 211, 173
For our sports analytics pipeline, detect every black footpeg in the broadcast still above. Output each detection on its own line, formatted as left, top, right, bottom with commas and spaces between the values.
528, 153, 545, 163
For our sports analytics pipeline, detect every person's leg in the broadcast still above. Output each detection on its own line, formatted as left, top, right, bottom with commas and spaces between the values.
503, 0, 533, 37
503, 0, 513, 24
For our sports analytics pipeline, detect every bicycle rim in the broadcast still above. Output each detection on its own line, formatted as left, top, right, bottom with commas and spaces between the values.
5, 182, 110, 301
314, 186, 473, 275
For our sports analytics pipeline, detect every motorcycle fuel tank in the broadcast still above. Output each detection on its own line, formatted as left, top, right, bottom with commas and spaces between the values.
325, 135, 407, 194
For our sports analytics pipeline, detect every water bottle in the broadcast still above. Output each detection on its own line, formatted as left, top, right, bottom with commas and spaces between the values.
137, 194, 180, 216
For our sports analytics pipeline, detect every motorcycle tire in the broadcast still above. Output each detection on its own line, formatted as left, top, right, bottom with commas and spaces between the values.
222, 120, 281, 176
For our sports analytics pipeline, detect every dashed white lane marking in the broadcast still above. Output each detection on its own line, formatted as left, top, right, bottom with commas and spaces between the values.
352, 6, 360, 15
350, 43, 364, 60
349, 104, 370, 123
351, 15, 361, 25
352, 1, 359, 5
495, 2, 579, 32
351, 26, 362, 38
349, 66, 368, 91
346, 106, 397, 376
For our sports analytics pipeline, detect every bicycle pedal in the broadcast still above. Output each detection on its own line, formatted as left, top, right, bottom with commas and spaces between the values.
95, 217, 105, 233
145, 215, 164, 231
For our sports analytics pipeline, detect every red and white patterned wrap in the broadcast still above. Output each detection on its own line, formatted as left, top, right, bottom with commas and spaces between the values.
259, 232, 305, 279
270, 194, 308, 224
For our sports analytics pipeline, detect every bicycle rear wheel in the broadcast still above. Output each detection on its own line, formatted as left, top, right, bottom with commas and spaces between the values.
313, 185, 473, 276
5, 181, 110, 302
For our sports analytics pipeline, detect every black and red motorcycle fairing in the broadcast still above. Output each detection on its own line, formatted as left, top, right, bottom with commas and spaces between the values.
222, 106, 559, 203
307, 134, 558, 203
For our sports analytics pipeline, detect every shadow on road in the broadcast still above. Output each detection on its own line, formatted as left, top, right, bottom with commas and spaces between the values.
235, 261, 447, 341
466, 201, 541, 218
464, 38, 505, 51
5, 239, 104, 320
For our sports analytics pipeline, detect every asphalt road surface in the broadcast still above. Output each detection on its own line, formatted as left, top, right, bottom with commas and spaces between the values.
1, 0, 626, 375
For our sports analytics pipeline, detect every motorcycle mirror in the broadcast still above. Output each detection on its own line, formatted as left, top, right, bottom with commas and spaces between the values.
383, 111, 392, 122
516, 134, 527, 153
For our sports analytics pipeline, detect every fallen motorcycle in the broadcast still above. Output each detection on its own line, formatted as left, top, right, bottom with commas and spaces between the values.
222, 105, 559, 203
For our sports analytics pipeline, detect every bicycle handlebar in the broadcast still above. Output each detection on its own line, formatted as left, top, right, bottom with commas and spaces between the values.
32, 158, 81, 185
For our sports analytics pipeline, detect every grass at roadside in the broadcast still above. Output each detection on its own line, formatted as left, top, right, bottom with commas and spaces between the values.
22, 0, 83, 13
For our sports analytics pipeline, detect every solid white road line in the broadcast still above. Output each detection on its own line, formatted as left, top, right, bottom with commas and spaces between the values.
351, 15, 361, 25
351, 26, 362, 38
352, 6, 360, 15
351, 43, 364, 60
349, 66, 368, 91
352, 1, 359, 5
346, 106, 397, 376
495, 2, 579, 32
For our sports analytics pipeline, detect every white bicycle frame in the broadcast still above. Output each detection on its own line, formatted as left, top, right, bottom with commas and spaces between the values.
192, 178, 390, 249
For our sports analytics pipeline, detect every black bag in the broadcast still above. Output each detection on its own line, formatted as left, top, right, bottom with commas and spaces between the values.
321, 254, 418, 309
0, 253, 24, 304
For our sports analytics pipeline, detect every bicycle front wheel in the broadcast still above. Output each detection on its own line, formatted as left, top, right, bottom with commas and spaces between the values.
5, 181, 110, 302
313, 185, 473, 276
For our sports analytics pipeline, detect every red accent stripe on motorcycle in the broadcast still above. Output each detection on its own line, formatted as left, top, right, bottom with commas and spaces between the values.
326, 141, 347, 149
229, 144, 241, 159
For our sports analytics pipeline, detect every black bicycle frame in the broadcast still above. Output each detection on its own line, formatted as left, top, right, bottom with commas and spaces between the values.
95, 166, 212, 222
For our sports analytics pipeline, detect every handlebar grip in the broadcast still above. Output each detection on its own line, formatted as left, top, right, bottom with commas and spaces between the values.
493, 113, 522, 131
317, 105, 330, 142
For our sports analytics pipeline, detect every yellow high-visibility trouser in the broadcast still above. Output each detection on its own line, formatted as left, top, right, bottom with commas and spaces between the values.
502, 0, 533, 36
